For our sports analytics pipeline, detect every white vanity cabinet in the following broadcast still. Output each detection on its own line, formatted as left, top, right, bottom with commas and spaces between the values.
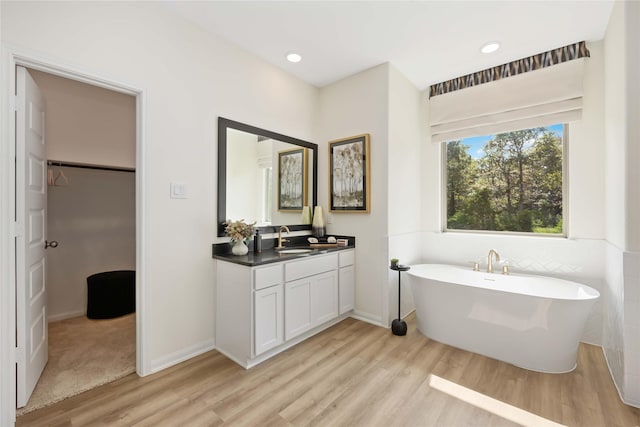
338, 250, 355, 314
215, 248, 355, 369
215, 262, 284, 366
284, 254, 338, 340
253, 270, 284, 355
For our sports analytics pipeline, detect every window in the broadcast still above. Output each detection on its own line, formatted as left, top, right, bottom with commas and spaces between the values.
444, 124, 565, 235
260, 166, 273, 224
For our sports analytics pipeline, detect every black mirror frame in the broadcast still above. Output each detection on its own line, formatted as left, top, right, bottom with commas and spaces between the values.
217, 117, 318, 237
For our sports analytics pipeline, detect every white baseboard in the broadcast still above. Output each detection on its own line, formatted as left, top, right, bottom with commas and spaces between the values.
150, 339, 215, 374
601, 345, 640, 409
216, 314, 353, 370
214, 347, 249, 369
244, 314, 351, 369
149, 312, 374, 375
402, 308, 416, 319
350, 310, 383, 327
48, 310, 85, 323
624, 396, 640, 408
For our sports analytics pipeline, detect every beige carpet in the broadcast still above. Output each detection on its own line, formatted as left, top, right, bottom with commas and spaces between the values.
17, 313, 136, 416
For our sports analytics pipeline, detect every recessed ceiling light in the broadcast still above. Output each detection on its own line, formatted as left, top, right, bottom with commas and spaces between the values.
286, 53, 302, 63
480, 42, 500, 54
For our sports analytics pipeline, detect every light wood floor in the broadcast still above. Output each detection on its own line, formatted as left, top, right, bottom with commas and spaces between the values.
18, 314, 640, 426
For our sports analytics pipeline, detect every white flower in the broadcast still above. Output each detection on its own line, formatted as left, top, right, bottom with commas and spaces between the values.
224, 219, 255, 242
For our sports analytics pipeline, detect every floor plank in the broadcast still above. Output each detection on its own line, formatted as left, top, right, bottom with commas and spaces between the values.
17, 314, 640, 427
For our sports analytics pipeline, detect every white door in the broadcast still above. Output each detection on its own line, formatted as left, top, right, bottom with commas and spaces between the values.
16, 66, 48, 408
284, 278, 312, 340
253, 284, 284, 356
339, 265, 354, 314
310, 271, 338, 325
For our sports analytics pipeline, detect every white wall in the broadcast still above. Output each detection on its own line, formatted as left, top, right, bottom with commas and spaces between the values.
603, 0, 627, 400
387, 65, 422, 322
604, 7, 627, 251
47, 167, 136, 321
568, 42, 605, 240
0, 5, 8, 427
318, 64, 389, 325
603, 0, 640, 407
421, 95, 441, 232
29, 69, 136, 169
622, 251, 640, 405
604, 243, 625, 390
1, 1, 319, 374
626, 2, 640, 254
388, 66, 421, 236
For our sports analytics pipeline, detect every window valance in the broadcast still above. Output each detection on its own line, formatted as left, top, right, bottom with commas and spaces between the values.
429, 41, 589, 143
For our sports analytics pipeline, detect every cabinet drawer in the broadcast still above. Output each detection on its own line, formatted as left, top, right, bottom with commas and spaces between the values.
254, 264, 283, 290
285, 253, 338, 282
339, 250, 354, 267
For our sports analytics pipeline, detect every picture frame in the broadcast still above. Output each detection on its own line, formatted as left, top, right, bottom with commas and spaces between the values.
277, 147, 308, 211
329, 134, 370, 213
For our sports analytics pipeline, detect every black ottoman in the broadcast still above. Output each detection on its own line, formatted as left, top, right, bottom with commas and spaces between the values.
86, 270, 136, 319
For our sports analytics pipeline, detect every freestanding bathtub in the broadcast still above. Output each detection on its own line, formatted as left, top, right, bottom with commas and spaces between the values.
408, 264, 600, 373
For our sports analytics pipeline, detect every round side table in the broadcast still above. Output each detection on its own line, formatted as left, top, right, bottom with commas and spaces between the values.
390, 265, 410, 336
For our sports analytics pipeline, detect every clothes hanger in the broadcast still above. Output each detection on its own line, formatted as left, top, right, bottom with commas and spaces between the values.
47, 161, 55, 186
53, 161, 69, 186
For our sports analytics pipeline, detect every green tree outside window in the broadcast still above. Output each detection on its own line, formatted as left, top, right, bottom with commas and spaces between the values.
445, 125, 564, 234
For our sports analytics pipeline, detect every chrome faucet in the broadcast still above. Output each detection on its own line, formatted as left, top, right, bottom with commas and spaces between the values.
487, 249, 500, 273
277, 225, 290, 249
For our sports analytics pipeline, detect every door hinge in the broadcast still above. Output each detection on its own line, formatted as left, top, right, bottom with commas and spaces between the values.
11, 95, 18, 112
15, 345, 24, 362
13, 94, 25, 112
12, 222, 24, 237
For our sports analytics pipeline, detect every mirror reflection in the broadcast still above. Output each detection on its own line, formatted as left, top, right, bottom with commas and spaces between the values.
218, 118, 317, 236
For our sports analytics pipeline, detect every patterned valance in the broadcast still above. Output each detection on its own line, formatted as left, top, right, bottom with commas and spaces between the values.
429, 41, 590, 98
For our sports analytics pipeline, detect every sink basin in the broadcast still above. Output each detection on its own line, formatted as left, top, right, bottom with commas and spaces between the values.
277, 249, 312, 254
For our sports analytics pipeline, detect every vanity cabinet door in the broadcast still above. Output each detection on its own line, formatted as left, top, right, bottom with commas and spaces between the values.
310, 270, 338, 325
254, 284, 284, 356
285, 270, 338, 341
285, 277, 312, 340
339, 265, 354, 314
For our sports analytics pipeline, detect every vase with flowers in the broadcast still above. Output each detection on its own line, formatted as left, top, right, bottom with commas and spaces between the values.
225, 219, 255, 256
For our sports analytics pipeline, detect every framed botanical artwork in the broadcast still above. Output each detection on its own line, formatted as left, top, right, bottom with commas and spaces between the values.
277, 147, 308, 211
329, 134, 370, 213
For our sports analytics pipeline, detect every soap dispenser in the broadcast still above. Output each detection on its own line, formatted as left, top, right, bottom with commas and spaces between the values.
254, 229, 262, 253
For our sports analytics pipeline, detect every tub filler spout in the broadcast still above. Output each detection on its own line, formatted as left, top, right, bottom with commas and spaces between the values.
487, 249, 500, 273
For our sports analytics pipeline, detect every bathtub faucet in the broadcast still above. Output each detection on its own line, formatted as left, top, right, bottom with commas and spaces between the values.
487, 249, 500, 273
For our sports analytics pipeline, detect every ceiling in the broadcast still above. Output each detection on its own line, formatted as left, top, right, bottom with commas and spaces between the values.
168, 1, 614, 90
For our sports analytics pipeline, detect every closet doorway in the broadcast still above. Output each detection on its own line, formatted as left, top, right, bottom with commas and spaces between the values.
16, 67, 138, 415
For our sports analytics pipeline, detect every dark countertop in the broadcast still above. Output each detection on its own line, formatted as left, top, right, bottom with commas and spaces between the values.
212, 235, 356, 267
213, 244, 356, 267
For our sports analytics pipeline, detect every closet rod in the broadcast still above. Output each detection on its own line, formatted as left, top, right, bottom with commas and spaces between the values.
48, 160, 135, 173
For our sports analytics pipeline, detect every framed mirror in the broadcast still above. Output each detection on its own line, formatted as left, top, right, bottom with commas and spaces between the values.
217, 117, 318, 236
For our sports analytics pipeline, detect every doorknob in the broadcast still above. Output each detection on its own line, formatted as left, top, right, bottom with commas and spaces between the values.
45, 240, 58, 249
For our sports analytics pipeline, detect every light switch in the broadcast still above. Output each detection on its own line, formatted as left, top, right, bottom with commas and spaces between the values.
170, 182, 188, 199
